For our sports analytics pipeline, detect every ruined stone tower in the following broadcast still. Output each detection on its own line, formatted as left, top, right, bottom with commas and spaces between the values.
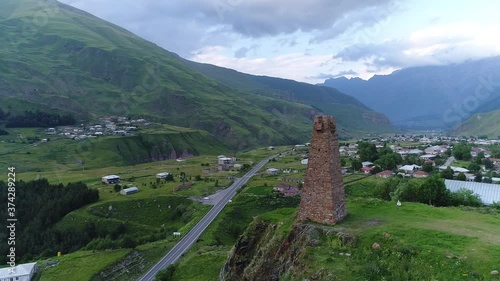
296, 115, 347, 225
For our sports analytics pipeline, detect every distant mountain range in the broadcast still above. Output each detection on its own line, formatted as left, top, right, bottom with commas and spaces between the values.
320, 57, 500, 130
0, 0, 394, 150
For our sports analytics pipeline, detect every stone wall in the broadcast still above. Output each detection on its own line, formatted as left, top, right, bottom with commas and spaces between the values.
296, 115, 347, 225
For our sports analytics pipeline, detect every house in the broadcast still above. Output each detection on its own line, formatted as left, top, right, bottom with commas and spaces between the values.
0, 262, 38, 281
362, 161, 374, 167
445, 180, 500, 205
399, 165, 422, 174
414, 171, 429, 178
425, 145, 448, 155
102, 175, 120, 184
301, 159, 309, 165
120, 187, 139, 195
266, 168, 280, 175
218, 157, 235, 171
420, 154, 437, 161
438, 166, 470, 173
156, 172, 170, 179
273, 185, 300, 197
361, 166, 374, 174
375, 170, 394, 178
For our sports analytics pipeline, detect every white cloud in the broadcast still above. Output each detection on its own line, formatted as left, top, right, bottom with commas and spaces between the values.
190, 46, 333, 83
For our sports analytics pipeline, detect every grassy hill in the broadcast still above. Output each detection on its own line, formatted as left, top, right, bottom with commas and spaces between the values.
453, 109, 500, 138
0, 0, 393, 151
183, 61, 395, 134
0, 125, 227, 173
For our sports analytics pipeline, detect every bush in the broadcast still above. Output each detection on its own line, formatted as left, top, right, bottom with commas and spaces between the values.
155, 264, 177, 281
449, 189, 482, 207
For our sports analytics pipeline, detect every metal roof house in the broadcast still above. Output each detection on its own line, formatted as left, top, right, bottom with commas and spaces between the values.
0, 262, 38, 281
156, 172, 170, 179
445, 179, 500, 206
120, 187, 139, 195
102, 175, 120, 184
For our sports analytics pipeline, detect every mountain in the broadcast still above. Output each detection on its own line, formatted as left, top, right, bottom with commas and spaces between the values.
182, 61, 394, 134
320, 57, 500, 129
453, 109, 500, 138
0, 0, 393, 150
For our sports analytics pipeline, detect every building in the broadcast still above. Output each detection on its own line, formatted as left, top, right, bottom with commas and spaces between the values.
266, 168, 280, 175
218, 156, 236, 171
273, 185, 300, 197
156, 172, 170, 179
0, 262, 38, 281
301, 159, 309, 165
445, 180, 500, 205
414, 171, 429, 178
120, 187, 139, 195
375, 170, 394, 178
361, 166, 374, 174
102, 175, 120, 184
297, 115, 347, 225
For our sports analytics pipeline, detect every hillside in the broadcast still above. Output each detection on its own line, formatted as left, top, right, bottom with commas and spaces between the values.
0, 125, 227, 172
320, 57, 500, 129
453, 109, 500, 138
183, 61, 394, 134
221, 201, 500, 280
0, 0, 394, 151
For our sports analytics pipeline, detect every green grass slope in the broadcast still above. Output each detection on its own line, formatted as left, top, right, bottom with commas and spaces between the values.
184, 61, 395, 134
453, 109, 500, 138
0, 0, 393, 150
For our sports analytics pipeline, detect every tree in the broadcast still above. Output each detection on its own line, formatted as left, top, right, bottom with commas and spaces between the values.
351, 159, 362, 172
418, 176, 450, 206
358, 142, 379, 162
422, 162, 434, 173
165, 174, 174, 182
474, 172, 483, 182
483, 177, 493, 183
483, 159, 494, 170
370, 166, 382, 175
440, 167, 454, 179
453, 143, 471, 160
375, 153, 402, 171
113, 184, 122, 192
467, 163, 481, 173
456, 172, 466, 181
155, 265, 177, 281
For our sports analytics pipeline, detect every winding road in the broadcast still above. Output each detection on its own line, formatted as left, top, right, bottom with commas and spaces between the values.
137, 154, 277, 281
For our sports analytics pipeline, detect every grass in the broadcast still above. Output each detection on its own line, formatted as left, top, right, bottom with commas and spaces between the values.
300, 199, 500, 280
39, 249, 131, 281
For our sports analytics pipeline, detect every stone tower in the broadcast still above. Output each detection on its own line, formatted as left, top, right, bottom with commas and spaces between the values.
296, 115, 347, 225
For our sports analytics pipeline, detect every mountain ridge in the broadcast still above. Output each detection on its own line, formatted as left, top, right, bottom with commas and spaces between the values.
1, 0, 394, 150
320, 56, 500, 129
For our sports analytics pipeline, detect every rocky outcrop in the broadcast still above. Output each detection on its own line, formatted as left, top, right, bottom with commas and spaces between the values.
221, 219, 355, 281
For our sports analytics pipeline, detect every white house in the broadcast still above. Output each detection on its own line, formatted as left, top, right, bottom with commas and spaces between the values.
156, 172, 170, 179
120, 187, 139, 195
0, 262, 38, 281
301, 159, 309, 165
266, 168, 280, 175
102, 175, 120, 184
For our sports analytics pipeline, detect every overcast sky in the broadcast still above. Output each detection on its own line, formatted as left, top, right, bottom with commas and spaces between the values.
58, 0, 500, 83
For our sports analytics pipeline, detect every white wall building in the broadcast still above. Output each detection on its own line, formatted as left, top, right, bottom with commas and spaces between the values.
0, 263, 38, 281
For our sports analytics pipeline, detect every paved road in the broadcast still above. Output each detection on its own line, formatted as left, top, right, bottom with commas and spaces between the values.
444, 156, 455, 167
137, 154, 277, 281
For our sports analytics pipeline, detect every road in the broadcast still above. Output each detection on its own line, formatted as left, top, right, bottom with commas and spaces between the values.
444, 156, 455, 167
137, 154, 277, 281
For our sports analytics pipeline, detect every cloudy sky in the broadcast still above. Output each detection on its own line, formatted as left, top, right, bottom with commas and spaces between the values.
58, 0, 500, 83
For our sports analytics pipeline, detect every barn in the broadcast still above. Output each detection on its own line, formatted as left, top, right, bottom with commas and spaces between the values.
120, 187, 139, 195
